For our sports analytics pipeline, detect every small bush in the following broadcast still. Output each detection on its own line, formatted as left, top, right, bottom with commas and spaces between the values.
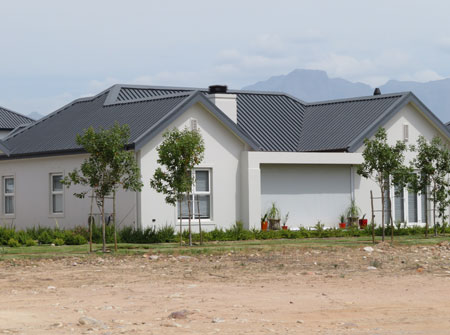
38, 231, 53, 244
64, 233, 87, 245
25, 238, 37, 247
7, 238, 20, 248
53, 238, 64, 246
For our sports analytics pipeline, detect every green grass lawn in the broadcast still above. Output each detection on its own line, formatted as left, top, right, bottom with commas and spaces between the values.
0, 234, 448, 260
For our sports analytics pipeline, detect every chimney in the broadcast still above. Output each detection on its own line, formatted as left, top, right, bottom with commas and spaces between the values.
373, 88, 381, 96
208, 85, 237, 123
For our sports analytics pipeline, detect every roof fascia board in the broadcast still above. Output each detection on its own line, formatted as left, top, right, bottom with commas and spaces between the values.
105, 91, 193, 107
348, 93, 450, 152
133, 92, 261, 151
0, 140, 10, 156
347, 93, 411, 152
407, 93, 450, 140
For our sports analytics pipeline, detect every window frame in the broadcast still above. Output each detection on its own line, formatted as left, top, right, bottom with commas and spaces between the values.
3, 176, 15, 216
50, 173, 64, 216
178, 168, 212, 221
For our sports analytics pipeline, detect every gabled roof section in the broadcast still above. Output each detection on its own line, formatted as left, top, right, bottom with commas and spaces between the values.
1, 88, 259, 158
0, 105, 34, 130
299, 93, 408, 152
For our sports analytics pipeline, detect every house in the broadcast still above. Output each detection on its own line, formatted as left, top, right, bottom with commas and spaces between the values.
0, 85, 448, 230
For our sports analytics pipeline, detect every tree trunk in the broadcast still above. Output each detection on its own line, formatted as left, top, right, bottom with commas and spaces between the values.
113, 190, 117, 252
179, 199, 183, 246
433, 199, 437, 237
89, 190, 94, 253
370, 190, 375, 245
381, 186, 385, 242
387, 189, 394, 244
101, 197, 106, 253
197, 198, 203, 245
424, 189, 429, 238
187, 192, 192, 246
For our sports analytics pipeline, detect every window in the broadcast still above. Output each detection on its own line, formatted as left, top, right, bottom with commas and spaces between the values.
51, 174, 64, 214
394, 185, 404, 222
403, 124, 409, 142
421, 189, 428, 223
179, 169, 211, 220
408, 190, 418, 223
3, 177, 14, 215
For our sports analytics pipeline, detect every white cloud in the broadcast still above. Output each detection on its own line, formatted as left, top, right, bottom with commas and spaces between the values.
399, 70, 444, 82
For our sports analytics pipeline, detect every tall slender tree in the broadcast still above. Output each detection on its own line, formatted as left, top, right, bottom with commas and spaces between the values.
410, 136, 450, 237
63, 123, 143, 252
357, 127, 410, 242
150, 127, 204, 246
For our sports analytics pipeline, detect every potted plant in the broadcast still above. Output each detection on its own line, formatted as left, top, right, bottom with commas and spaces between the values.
339, 214, 346, 229
358, 214, 368, 229
267, 202, 281, 230
281, 212, 289, 230
346, 200, 361, 227
261, 213, 268, 231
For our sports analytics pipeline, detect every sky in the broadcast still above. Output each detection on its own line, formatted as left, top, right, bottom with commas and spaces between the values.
1, 0, 450, 115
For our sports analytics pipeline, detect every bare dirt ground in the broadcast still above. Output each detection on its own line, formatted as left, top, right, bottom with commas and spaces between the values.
1, 242, 450, 334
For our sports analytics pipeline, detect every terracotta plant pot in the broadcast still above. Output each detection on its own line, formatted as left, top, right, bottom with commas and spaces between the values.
359, 219, 368, 229
261, 221, 268, 231
339, 222, 346, 229
269, 219, 281, 230
282, 225, 288, 230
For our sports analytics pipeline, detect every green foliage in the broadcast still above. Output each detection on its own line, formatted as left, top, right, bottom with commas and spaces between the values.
53, 238, 65, 246
63, 233, 87, 245
357, 127, 412, 240
266, 202, 281, 220
38, 231, 53, 244
62, 123, 143, 251
25, 239, 36, 247
7, 238, 20, 248
151, 127, 205, 205
410, 136, 450, 235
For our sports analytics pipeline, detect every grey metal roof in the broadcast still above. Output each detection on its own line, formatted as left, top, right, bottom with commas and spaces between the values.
0, 106, 34, 130
1, 84, 448, 158
298, 94, 406, 151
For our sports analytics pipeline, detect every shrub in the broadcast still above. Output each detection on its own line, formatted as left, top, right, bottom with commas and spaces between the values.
64, 233, 87, 245
38, 231, 53, 244
25, 238, 37, 247
53, 238, 64, 246
7, 238, 20, 248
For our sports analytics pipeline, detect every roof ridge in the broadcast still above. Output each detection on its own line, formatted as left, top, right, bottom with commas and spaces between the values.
105, 90, 195, 106
0, 105, 34, 122
3, 91, 110, 144
306, 92, 409, 106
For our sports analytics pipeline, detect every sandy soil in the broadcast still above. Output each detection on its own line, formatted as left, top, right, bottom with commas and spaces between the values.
1, 242, 450, 334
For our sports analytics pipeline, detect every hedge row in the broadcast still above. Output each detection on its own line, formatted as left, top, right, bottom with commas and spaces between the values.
0, 221, 448, 247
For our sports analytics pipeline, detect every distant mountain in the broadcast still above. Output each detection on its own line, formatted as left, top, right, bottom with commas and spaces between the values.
27, 112, 44, 121
243, 69, 450, 123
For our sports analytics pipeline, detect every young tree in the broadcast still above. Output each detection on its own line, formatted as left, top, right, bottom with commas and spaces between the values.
410, 136, 450, 237
63, 123, 143, 252
357, 127, 410, 242
150, 127, 204, 246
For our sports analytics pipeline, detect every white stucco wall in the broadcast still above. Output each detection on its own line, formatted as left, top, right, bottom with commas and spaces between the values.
138, 102, 247, 230
355, 102, 450, 226
0, 154, 137, 230
261, 164, 352, 228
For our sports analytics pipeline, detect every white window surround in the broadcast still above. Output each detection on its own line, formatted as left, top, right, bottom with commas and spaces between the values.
386, 184, 427, 225
178, 168, 213, 222
3, 176, 15, 216
50, 173, 64, 217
